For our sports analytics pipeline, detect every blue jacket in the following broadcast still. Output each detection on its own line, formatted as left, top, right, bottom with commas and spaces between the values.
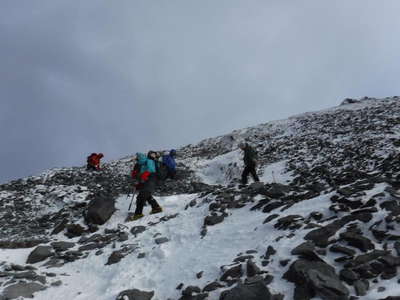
162, 154, 176, 171
136, 153, 156, 174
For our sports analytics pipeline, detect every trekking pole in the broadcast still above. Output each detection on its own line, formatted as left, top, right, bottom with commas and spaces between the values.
128, 186, 137, 211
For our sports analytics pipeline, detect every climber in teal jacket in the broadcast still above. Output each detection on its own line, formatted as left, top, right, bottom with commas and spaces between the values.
130, 152, 162, 221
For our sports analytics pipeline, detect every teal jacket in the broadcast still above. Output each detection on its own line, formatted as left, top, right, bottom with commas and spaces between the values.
136, 153, 156, 174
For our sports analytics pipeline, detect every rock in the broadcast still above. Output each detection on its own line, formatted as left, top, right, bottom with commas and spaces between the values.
262, 183, 291, 198
106, 250, 125, 265
234, 255, 254, 263
339, 269, 359, 284
65, 224, 86, 238
349, 250, 388, 267
116, 289, 154, 300
263, 214, 279, 224
274, 215, 304, 230
51, 280, 62, 287
118, 232, 129, 242
51, 218, 68, 235
221, 265, 243, 282
220, 279, 272, 300
304, 214, 365, 247
27, 246, 54, 264
291, 242, 320, 260
79, 243, 100, 251
203, 281, 224, 292
283, 259, 349, 300
85, 195, 116, 225
130, 226, 146, 236
329, 244, 356, 257
3, 282, 46, 299
262, 202, 284, 213
204, 214, 225, 226
182, 286, 201, 296
265, 246, 276, 260
246, 260, 261, 277
155, 237, 169, 245
196, 271, 203, 279
340, 232, 374, 252
51, 241, 75, 252
354, 280, 368, 296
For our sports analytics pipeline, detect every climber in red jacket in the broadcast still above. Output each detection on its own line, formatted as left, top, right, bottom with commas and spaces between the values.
87, 153, 104, 171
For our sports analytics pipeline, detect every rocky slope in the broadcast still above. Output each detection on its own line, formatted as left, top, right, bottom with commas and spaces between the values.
1, 96, 400, 299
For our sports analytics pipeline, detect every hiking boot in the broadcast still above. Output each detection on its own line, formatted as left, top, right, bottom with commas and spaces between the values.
131, 214, 144, 221
150, 207, 163, 215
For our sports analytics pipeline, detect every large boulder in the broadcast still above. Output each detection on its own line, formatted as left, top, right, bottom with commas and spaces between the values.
220, 279, 272, 300
26, 245, 54, 264
283, 259, 349, 300
3, 282, 46, 299
116, 289, 154, 300
85, 195, 116, 225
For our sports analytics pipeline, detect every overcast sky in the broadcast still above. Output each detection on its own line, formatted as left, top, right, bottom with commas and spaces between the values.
1, 0, 400, 183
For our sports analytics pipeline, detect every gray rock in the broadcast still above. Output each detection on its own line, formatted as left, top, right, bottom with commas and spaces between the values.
3, 282, 46, 299
182, 286, 201, 296
220, 279, 272, 300
85, 196, 116, 225
339, 232, 374, 252
283, 259, 349, 300
246, 260, 261, 277
354, 280, 368, 296
155, 237, 169, 245
203, 281, 224, 292
221, 265, 243, 282
106, 250, 125, 265
204, 215, 225, 226
116, 289, 154, 300
130, 226, 146, 236
51, 241, 75, 252
27, 246, 54, 264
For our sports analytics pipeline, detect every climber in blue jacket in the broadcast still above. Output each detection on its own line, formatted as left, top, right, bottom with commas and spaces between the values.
162, 149, 177, 179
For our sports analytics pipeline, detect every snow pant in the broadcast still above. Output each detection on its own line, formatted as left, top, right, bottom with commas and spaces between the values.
134, 190, 161, 215
166, 169, 176, 180
241, 163, 260, 185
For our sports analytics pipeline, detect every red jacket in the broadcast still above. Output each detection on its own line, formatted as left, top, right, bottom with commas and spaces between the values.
88, 153, 103, 170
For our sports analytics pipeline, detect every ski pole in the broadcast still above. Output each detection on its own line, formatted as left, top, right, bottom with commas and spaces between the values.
128, 186, 137, 211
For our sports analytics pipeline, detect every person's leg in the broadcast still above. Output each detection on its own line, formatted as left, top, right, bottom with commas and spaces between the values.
241, 166, 250, 185
168, 169, 176, 180
134, 192, 146, 215
87, 164, 96, 171
250, 165, 260, 182
147, 192, 162, 213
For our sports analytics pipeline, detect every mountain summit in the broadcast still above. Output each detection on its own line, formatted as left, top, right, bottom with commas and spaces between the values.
1, 97, 400, 299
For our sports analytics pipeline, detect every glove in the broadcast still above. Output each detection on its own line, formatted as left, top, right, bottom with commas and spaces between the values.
140, 171, 151, 182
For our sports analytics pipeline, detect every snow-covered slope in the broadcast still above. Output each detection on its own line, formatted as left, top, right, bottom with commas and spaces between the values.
2, 97, 400, 300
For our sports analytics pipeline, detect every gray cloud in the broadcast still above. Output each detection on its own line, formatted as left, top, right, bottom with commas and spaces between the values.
1, 0, 400, 182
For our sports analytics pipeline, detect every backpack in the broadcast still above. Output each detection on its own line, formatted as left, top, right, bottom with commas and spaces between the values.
87, 153, 97, 165
155, 160, 168, 180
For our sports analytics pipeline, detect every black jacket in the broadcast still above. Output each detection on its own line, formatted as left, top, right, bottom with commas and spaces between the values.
243, 145, 258, 166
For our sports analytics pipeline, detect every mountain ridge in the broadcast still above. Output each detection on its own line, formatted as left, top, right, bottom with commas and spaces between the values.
1, 96, 400, 299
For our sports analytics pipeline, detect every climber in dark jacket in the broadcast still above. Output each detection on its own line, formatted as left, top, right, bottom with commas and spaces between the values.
130, 152, 162, 221
162, 149, 177, 179
239, 143, 260, 185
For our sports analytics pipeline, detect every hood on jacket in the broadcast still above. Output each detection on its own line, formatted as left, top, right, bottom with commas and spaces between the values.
136, 153, 147, 164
